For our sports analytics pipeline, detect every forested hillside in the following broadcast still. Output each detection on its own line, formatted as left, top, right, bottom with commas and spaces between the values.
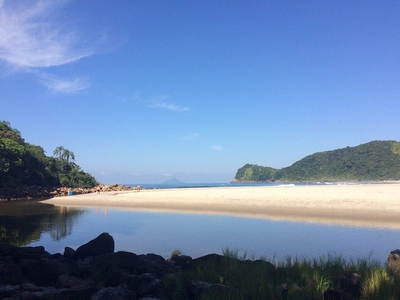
0, 121, 97, 188
233, 141, 400, 182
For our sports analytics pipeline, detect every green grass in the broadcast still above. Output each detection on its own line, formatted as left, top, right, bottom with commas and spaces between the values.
163, 249, 400, 300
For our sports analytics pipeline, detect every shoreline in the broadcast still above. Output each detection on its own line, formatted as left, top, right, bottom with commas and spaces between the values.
42, 184, 400, 229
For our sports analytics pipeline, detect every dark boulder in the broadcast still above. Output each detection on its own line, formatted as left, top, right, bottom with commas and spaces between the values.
74, 232, 115, 259
0, 284, 22, 299
91, 251, 173, 279
64, 246, 76, 259
334, 272, 361, 298
90, 286, 137, 300
0, 261, 23, 285
168, 254, 192, 268
134, 273, 167, 299
388, 249, 400, 273
24, 257, 76, 286
103, 269, 137, 287
58, 287, 99, 300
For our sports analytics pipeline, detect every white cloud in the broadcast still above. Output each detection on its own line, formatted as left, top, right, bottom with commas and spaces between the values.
148, 95, 190, 112
0, 0, 92, 68
38, 73, 90, 93
210, 145, 223, 151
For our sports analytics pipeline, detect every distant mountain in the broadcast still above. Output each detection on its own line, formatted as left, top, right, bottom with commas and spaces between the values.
233, 140, 400, 182
162, 177, 185, 185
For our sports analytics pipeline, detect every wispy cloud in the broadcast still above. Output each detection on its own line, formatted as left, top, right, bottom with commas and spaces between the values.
0, 0, 92, 68
0, 0, 94, 93
210, 145, 223, 151
148, 95, 190, 112
38, 73, 90, 93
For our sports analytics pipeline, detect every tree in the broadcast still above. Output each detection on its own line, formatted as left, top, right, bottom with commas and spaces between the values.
53, 146, 65, 161
0, 121, 24, 144
0, 121, 97, 188
53, 146, 75, 163
62, 149, 75, 163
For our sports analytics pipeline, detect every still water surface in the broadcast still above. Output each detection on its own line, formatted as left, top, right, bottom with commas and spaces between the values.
1, 201, 399, 264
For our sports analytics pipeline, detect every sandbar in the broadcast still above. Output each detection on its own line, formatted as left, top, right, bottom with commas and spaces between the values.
42, 184, 400, 229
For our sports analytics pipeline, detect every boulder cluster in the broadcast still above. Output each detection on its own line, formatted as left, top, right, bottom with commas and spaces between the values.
0, 184, 142, 201
1, 233, 400, 300
0, 233, 187, 299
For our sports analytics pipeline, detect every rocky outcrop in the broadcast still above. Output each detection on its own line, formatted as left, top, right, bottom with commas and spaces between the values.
0, 233, 175, 299
387, 249, 400, 273
0, 184, 143, 201
73, 232, 115, 260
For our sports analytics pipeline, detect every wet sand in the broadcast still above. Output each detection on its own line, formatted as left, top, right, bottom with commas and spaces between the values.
42, 183, 400, 229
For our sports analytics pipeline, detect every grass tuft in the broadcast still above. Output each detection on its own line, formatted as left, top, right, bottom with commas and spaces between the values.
162, 249, 400, 300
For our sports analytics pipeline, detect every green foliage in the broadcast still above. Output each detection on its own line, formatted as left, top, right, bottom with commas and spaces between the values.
163, 250, 400, 300
0, 120, 97, 188
57, 161, 97, 188
234, 164, 277, 182
234, 141, 400, 182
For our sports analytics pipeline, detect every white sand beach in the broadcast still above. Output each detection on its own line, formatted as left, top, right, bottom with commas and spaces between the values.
43, 183, 400, 229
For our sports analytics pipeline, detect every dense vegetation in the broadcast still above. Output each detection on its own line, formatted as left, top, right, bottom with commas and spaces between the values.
234, 164, 277, 182
165, 249, 400, 299
234, 141, 400, 182
0, 121, 97, 188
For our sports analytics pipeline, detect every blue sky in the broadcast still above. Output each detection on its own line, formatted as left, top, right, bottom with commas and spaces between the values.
1, 0, 399, 184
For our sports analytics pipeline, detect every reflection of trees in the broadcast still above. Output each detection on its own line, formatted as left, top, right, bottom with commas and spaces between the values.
0, 201, 85, 246
46, 207, 75, 241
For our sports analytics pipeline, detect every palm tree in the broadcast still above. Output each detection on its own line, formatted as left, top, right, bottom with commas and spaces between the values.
62, 149, 75, 163
53, 146, 75, 162
53, 146, 65, 160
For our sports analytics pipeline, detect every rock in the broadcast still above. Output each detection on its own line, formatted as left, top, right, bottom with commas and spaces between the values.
74, 232, 115, 259
23, 257, 76, 286
334, 272, 361, 298
0, 284, 22, 299
134, 273, 167, 299
58, 287, 99, 299
388, 249, 400, 273
90, 286, 137, 300
56, 274, 82, 288
91, 252, 173, 278
103, 269, 137, 287
64, 246, 76, 258
167, 254, 192, 268
166, 250, 183, 263
0, 261, 23, 284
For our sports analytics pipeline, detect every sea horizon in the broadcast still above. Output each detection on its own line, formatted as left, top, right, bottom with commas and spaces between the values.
122, 180, 393, 190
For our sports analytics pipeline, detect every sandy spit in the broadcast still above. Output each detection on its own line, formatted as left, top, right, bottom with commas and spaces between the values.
42, 184, 400, 229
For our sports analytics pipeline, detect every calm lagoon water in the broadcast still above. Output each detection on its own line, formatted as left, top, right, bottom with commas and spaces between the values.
2, 203, 397, 265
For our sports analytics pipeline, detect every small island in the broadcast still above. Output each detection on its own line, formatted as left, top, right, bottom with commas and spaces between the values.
162, 177, 186, 185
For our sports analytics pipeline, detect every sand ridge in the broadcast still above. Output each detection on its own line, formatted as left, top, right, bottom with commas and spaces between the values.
42, 184, 400, 229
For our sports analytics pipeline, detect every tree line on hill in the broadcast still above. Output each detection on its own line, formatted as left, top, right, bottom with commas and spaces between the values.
0, 121, 97, 188
234, 140, 400, 182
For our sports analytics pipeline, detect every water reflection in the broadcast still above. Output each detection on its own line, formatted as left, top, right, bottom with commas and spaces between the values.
0, 201, 85, 246
1, 202, 400, 264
